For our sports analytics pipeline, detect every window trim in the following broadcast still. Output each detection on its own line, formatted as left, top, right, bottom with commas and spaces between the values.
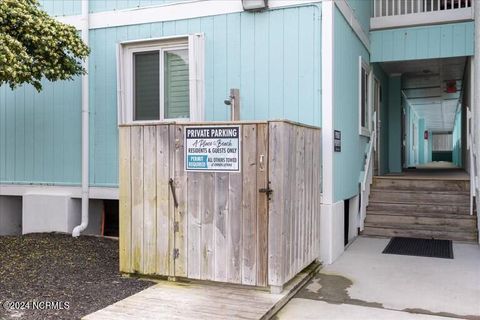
358, 56, 371, 137
117, 34, 205, 125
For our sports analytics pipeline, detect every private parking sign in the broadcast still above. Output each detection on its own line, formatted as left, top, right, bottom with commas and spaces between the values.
184, 126, 241, 172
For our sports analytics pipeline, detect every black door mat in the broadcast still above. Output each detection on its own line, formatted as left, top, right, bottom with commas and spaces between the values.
382, 237, 453, 259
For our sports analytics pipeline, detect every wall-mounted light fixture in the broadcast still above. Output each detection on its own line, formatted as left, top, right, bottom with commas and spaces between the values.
242, 0, 268, 11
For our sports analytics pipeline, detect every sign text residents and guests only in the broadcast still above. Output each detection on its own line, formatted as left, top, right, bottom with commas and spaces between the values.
184, 126, 241, 172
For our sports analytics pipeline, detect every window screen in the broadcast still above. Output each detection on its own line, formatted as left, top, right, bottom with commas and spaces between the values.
134, 51, 160, 121
164, 49, 190, 119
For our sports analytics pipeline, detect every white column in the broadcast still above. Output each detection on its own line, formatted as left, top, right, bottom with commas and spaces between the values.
474, 2, 480, 239
320, 1, 346, 265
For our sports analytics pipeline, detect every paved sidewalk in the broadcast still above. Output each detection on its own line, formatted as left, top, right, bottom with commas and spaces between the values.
277, 236, 480, 320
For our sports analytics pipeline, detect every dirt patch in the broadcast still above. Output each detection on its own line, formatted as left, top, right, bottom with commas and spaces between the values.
0, 233, 154, 320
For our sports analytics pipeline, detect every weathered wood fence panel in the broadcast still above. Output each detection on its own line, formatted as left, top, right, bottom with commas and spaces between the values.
120, 123, 270, 286
268, 121, 322, 288
119, 120, 321, 289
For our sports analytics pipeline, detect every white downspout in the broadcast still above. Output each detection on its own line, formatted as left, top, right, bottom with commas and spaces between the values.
73, 0, 90, 237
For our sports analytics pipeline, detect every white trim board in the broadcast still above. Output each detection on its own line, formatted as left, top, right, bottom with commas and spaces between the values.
0, 185, 119, 200
334, 0, 370, 52
321, 0, 334, 205
117, 34, 205, 124
57, 0, 324, 30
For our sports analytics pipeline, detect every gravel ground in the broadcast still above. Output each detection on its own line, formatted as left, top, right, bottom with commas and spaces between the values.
0, 233, 154, 320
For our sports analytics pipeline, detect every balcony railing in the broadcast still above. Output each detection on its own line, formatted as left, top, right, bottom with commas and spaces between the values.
371, 0, 474, 30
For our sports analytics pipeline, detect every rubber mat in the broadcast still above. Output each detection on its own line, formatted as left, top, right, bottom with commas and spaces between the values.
382, 237, 453, 259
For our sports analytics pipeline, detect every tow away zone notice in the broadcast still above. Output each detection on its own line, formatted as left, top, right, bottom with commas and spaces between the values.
184, 126, 241, 172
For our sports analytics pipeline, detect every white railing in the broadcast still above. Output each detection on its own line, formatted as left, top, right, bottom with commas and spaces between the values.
467, 109, 478, 217
359, 111, 377, 231
371, 0, 474, 29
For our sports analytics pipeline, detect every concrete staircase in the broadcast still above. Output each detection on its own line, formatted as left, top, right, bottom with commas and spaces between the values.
362, 176, 478, 242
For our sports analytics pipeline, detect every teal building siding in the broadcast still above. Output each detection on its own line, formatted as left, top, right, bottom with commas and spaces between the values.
0, 5, 322, 187
388, 75, 402, 173
38, 0, 185, 16
38, 0, 82, 16
0, 79, 82, 185
89, 0, 183, 13
373, 64, 390, 175
452, 108, 462, 167
371, 21, 475, 62
333, 7, 369, 202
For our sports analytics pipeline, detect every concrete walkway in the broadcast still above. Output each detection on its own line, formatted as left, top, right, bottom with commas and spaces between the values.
277, 236, 480, 320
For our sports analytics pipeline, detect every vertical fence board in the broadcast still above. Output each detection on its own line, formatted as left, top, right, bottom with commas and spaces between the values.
285, 124, 295, 281
242, 124, 257, 285
168, 124, 176, 276
304, 130, 313, 263
214, 173, 229, 282
174, 125, 188, 277
187, 172, 201, 279
143, 126, 157, 274
119, 127, 132, 273
131, 126, 144, 273
227, 170, 243, 283
312, 130, 322, 258
268, 122, 285, 286
256, 124, 268, 287
200, 172, 215, 280
156, 125, 171, 276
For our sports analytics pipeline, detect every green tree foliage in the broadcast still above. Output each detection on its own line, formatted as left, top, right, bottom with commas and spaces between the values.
0, 0, 89, 91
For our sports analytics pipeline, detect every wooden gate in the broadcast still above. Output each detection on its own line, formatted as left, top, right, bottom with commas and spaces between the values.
120, 122, 269, 286
119, 120, 321, 289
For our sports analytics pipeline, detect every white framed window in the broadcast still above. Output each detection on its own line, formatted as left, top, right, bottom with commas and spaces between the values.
358, 56, 371, 136
117, 34, 205, 124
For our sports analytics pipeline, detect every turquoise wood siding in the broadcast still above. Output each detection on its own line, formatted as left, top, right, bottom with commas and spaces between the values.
388, 76, 402, 173
38, 0, 186, 16
0, 79, 82, 185
371, 21, 475, 62
452, 108, 462, 166
0, 5, 322, 187
333, 7, 369, 202
38, 0, 82, 16
373, 64, 390, 175
89, 0, 185, 13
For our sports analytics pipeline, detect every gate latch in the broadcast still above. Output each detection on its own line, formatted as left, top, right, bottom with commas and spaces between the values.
259, 181, 273, 200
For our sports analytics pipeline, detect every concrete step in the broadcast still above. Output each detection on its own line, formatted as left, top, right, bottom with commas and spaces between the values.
369, 189, 470, 204
365, 212, 477, 229
367, 201, 470, 215
362, 224, 478, 242
372, 177, 469, 192
365, 210, 475, 219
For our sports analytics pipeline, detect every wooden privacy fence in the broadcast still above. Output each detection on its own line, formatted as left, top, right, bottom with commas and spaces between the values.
119, 120, 321, 290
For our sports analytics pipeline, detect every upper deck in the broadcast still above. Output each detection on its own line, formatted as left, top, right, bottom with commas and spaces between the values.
371, 0, 474, 30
